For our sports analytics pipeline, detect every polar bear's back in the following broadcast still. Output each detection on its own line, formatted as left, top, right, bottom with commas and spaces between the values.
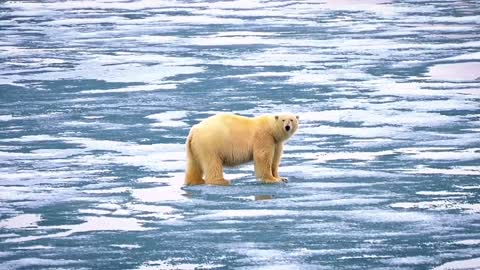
189, 113, 260, 166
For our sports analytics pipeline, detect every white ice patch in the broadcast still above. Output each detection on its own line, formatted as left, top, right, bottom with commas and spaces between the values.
126, 203, 181, 219
132, 173, 187, 202
5, 216, 150, 243
0, 214, 42, 229
0, 135, 60, 142
13, 245, 54, 250
0, 115, 13, 121
287, 150, 395, 163
366, 99, 480, 113
301, 125, 408, 138
14, 136, 186, 172
455, 240, 480, 246
0, 168, 105, 186
287, 68, 370, 85
348, 138, 398, 148
416, 191, 471, 196
366, 79, 455, 98
1, 258, 80, 270
84, 187, 130, 194
111, 244, 141, 249
404, 166, 480, 176
320, 0, 395, 14
433, 257, 480, 270
82, 115, 104, 120
428, 62, 480, 81
293, 182, 378, 189
78, 209, 112, 215
131, 186, 188, 202
80, 84, 177, 94
193, 209, 296, 220
383, 256, 437, 266
281, 165, 396, 179
0, 147, 89, 161
146, 111, 188, 128
390, 201, 480, 213
138, 261, 223, 270
442, 52, 480, 62
341, 209, 433, 223
398, 148, 480, 161
2, 51, 205, 85
455, 185, 480, 190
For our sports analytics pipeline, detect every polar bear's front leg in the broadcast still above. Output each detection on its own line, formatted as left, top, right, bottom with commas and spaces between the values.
253, 140, 283, 184
272, 143, 287, 183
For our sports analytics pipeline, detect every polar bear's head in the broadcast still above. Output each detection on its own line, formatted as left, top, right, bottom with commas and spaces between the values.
274, 114, 299, 141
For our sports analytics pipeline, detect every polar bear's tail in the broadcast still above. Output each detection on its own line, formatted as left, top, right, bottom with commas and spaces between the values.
185, 131, 205, 185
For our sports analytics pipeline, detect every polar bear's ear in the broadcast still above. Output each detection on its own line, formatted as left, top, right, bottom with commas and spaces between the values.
296, 115, 299, 120
275, 115, 279, 120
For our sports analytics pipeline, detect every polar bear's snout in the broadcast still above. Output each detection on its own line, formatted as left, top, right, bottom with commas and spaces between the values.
285, 125, 291, 132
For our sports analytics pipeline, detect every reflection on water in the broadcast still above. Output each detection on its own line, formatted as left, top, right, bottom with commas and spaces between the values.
255, 195, 274, 201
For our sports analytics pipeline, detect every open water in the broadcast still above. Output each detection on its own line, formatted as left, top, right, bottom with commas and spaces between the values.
1, 0, 480, 269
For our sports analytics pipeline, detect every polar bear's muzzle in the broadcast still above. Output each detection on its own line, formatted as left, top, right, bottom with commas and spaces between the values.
285, 125, 291, 132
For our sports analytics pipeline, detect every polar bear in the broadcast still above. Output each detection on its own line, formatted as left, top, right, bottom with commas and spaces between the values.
184, 113, 299, 186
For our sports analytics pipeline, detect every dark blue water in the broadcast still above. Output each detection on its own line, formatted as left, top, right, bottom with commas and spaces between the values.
1, 0, 480, 269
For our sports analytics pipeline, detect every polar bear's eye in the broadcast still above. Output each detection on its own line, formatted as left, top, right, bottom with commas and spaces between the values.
282, 120, 285, 122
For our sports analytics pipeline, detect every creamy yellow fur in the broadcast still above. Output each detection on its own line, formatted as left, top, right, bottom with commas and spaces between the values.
185, 113, 299, 186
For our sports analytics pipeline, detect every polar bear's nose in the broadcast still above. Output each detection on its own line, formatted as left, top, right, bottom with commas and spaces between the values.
285, 125, 291, 132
